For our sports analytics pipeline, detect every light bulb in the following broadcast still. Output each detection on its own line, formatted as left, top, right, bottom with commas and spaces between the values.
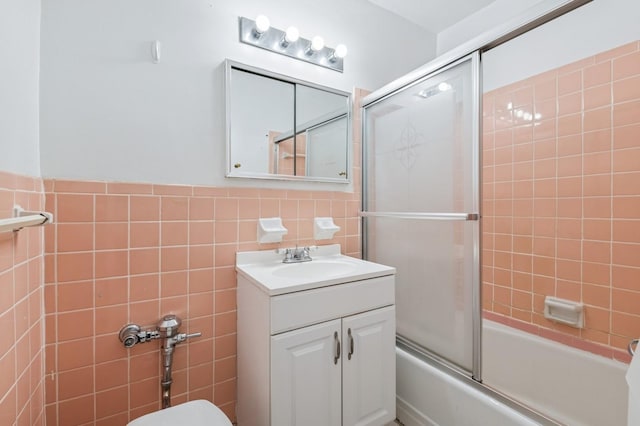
255, 15, 270, 34
311, 36, 324, 52
285, 26, 299, 43
334, 44, 348, 59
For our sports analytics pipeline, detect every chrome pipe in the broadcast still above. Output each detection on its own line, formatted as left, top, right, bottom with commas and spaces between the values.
161, 343, 175, 409
155, 315, 201, 409
118, 315, 201, 409
158, 315, 181, 409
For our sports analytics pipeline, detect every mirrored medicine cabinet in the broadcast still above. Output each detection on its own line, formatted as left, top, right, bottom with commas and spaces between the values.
225, 60, 351, 183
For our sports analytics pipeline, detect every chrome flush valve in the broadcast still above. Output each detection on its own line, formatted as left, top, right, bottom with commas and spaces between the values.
118, 323, 160, 348
119, 324, 141, 348
157, 314, 202, 345
119, 315, 202, 349
157, 314, 182, 338
119, 315, 201, 409
156, 314, 201, 409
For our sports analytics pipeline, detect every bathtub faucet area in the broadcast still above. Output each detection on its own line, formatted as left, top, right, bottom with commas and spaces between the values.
119, 315, 202, 408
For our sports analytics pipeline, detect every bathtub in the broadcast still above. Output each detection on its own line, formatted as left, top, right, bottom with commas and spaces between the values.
396, 320, 628, 426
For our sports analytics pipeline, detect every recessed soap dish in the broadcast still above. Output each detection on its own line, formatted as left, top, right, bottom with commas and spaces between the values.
314, 217, 340, 240
544, 296, 584, 328
257, 217, 288, 243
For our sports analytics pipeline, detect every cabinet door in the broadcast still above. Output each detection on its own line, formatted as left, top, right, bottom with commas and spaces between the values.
342, 306, 396, 426
271, 319, 342, 426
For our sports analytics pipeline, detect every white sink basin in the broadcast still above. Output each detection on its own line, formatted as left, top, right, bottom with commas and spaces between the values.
236, 244, 395, 295
271, 259, 358, 278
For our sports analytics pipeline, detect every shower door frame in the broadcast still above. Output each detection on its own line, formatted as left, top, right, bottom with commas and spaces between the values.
361, 52, 482, 380
360, 0, 594, 384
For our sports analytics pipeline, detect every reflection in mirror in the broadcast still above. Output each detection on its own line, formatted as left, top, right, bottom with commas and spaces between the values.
295, 85, 348, 179
226, 60, 350, 182
229, 69, 294, 174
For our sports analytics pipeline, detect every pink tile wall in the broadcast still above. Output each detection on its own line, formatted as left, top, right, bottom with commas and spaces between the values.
0, 171, 46, 425
482, 41, 640, 362
43, 181, 361, 425
43, 89, 366, 425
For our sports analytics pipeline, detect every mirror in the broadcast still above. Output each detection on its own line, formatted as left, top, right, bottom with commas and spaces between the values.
225, 60, 350, 182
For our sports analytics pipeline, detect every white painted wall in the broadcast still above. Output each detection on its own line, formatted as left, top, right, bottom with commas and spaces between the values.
436, 0, 553, 55
0, 0, 41, 177
39, 0, 437, 188
483, 0, 640, 91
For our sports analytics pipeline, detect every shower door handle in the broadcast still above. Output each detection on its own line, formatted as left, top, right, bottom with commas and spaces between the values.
359, 212, 479, 221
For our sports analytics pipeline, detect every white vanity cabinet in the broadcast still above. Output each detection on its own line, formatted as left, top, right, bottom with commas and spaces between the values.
270, 318, 343, 426
341, 306, 396, 426
271, 306, 396, 426
236, 245, 396, 426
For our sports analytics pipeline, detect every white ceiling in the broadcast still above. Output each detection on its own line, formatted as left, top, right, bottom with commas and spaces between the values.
367, 0, 497, 34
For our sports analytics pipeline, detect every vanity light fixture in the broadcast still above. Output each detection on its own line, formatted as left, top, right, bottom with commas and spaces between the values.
328, 44, 348, 62
238, 16, 347, 73
305, 36, 325, 55
253, 15, 270, 38
281, 26, 299, 47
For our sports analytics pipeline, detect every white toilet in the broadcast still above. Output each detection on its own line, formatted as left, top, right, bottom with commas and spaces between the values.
127, 400, 232, 426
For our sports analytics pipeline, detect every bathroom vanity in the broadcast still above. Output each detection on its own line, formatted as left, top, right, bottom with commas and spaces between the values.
236, 244, 396, 426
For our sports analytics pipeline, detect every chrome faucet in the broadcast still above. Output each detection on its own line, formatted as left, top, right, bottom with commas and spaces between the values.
118, 315, 201, 408
283, 246, 312, 263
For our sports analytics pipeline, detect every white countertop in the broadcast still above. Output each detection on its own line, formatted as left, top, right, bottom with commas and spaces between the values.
236, 244, 396, 296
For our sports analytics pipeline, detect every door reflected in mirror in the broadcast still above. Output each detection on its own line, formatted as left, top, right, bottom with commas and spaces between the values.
226, 60, 350, 182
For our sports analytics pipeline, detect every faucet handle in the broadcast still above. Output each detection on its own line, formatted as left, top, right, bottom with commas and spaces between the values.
302, 246, 312, 260
284, 248, 293, 261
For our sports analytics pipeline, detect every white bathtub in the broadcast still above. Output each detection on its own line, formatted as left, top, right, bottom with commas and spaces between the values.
396, 320, 628, 426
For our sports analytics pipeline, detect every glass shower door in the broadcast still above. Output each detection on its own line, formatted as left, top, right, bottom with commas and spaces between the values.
362, 53, 480, 375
